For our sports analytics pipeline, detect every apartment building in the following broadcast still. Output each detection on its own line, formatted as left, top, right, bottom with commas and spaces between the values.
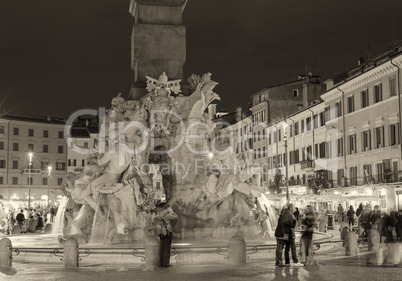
0, 115, 67, 205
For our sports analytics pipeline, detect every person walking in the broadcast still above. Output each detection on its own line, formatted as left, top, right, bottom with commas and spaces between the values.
301, 205, 316, 266
356, 203, 363, 218
347, 206, 355, 227
274, 207, 293, 267
50, 206, 55, 223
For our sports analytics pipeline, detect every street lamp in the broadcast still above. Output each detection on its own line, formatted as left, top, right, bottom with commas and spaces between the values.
283, 122, 289, 204
47, 165, 52, 207
28, 152, 33, 209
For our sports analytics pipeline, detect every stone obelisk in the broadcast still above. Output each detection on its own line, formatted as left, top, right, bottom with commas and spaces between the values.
128, 0, 187, 100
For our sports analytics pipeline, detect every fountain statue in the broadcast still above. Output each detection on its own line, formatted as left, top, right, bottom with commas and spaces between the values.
59, 72, 276, 244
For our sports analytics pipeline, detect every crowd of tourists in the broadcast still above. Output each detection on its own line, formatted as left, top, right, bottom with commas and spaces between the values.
274, 204, 316, 267
334, 203, 402, 242
0, 205, 57, 235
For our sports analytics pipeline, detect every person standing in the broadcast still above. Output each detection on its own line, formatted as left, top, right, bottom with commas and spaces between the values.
285, 204, 299, 266
50, 206, 55, 223
347, 206, 355, 227
16, 210, 25, 230
155, 203, 178, 268
274, 207, 293, 267
301, 205, 316, 266
337, 204, 344, 223
356, 203, 363, 218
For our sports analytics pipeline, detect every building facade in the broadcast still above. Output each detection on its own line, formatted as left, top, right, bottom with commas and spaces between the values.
0, 115, 67, 206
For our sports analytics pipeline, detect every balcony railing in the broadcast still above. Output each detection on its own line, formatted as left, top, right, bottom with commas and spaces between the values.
22, 169, 41, 174
300, 160, 315, 170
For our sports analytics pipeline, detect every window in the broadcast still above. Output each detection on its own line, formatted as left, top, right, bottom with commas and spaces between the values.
294, 149, 299, 164
314, 143, 319, 159
0, 126, 4, 134
313, 114, 318, 129
390, 76, 397, 97
28, 129, 34, 137
361, 89, 369, 108
0, 177, 3, 184
306, 117, 311, 131
335, 101, 342, 118
12, 177, 18, 185
43, 145, 48, 153
337, 138, 343, 156
319, 142, 326, 158
324, 106, 330, 122
377, 163, 384, 183
43, 130, 48, 138
57, 178, 63, 185
43, 178, 48, 185
55, 162, 66, 171
58, 145, 64, 153
374, 83, 382, 103
362, 130, 371, 151
12, 160, 18, 169
73, 159, 77, 166
348, 134, 356, 154
268, 133, 271, 145
389, 123, 400, 146
0, 159, 6, 168
319, 112, 325, 126
0, 141, 3, 150
350, 166, 357, 186
82, 159, 85, 166
306, 145, 312, 161
27, 177, 33, 185
347, 96, 354, 113
58, 131, 64, 139
289, 124, 293, 137
293, 89, 299, 98
262, 146, 266, 158
13, 143, 18, 151
337, 169, 345, 185
41, 161, 49, 170
363, 164, 372, 184
28, 144, 34, 151
294, 122, 299, 135
13, 127, 19, 135
374, 126, 384, 149
301, 120, 305, 133
68, 159, 71, 166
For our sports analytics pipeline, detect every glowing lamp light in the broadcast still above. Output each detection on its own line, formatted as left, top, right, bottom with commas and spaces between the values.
207, 152, 214, 160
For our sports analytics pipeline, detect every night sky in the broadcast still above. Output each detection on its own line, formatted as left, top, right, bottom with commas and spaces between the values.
0, 0, 401, 118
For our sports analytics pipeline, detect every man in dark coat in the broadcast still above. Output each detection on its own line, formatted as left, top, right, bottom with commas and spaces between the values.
16, 210, 25, 230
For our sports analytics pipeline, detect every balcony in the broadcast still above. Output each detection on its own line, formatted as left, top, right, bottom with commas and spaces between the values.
22, 169, 41, 174
300, 160, 315, 170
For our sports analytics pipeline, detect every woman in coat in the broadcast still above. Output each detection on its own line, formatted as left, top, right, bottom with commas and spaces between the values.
274, 207, 293, 267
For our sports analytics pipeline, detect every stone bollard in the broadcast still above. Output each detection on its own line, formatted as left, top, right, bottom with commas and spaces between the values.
0, 238, 12, 267
318, 221, 326, 232
345, 231, 358, 256
63, 238, 79, 268
44, 223, 53, 234
384, 243, 401, 265
145, 236, 160, 268
11, 224, 21, 235
299, 237, 306, 263
367, 229, 383, 265
340, 223, 349, 240
228, 236, 246, 265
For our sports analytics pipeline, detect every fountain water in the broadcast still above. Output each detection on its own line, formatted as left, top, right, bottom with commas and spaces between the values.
52, 196, 69, 234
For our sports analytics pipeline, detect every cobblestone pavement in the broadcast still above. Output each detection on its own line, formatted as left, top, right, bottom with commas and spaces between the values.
1, 254, 402, 281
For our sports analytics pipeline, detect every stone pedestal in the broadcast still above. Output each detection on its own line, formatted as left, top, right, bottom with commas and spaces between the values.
0, 238, 12, 267
228, 236, 246, 265
345, 231, 358, 256
63, 238, 79, 268
367, 229, 383, 265
384, 243, 401, 265
145, 236, 160, 268
11, 224, 21, 235
340, 223, 348, 240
